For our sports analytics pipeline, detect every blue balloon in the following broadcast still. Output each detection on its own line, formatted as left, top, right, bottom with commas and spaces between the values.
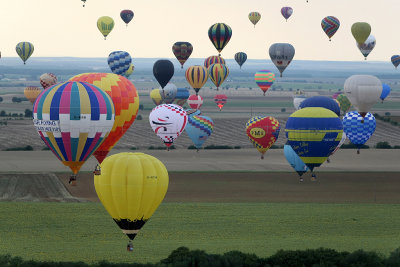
380, 84, 391, 102
185, 109, 201, 117
284, 144, 309, 177
343, 112, 376, 151
299, 96, 340, 117
174, 88, 190, 106
107, 51, 132, 75
185, 115, 214, 150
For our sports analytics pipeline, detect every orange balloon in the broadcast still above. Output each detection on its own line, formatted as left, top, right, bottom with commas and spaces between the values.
70, 73, 139, 163
24, 86, 42, 103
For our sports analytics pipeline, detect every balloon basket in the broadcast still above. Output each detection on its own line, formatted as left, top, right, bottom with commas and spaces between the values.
357, 149, 360, 155
127, 241, 133, 252
69, 175, 77, 186
326, 158, 330, 163
311, 173, 316, 181
93, 165, 101, 176
299, 177, 304, 182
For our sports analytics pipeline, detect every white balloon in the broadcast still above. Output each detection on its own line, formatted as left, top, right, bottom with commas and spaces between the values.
160, 83, 177, 104
344, 75, 381, 117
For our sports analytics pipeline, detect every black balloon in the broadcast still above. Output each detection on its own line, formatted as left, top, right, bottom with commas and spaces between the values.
153, 60, 174, 89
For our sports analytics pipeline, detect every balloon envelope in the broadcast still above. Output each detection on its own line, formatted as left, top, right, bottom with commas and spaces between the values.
40, 73, 58, 89
174, 88, 190, 106
269, 43, 295, 77
234, 52, 247, 68
351, 22, 371, 44
187, 95, 203, 110
24, 86, 42, 104
208, 63, 229, 89
204, 56, 225, 69
16, 42, 34, 64
185, 115, 214, 149
160, 83, 177, 104
284, 144, 308, 177
357, 35, 376, 59
343, 112, 375, 149
299, 96, 340, 117
281, 7, 293, 21
248, 12, 261, 27
172, 42, 193, 68
108, 51, 132, 76
153, 60, 174, 89
185, 65, 208, 95
321, 16, 340, 41
120, 10, 134, 25
150, 89, 162, 106
391, 55, 400, 69
97, 16, 114, 39
381, 84, 391, 101
254, 70, 275, 95
208, 23, 232, 55
246, 116, 280, 158
214, 94, 227, 111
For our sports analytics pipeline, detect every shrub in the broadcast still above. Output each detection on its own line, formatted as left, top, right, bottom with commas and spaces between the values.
340, 143, 369, 149
375, 141, 392, 149
281, 108, 286, 112
234, 146, 241, 149
187, 145, 197, 150
148, 145, 175, 150
385, 112, 391, 116
390, 121, 398, 126
204, 145, 233, 149
24, 109, 32, 118
5, 145, 33, 151
130, 147, 138, 150
42, 147, 50, 151
136, 114, 142, 120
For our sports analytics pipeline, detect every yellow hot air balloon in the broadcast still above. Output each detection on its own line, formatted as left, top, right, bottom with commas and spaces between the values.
248, 12, 261, 27
97, 16, 114, 40
24, 86, 42, 104
124, 64, 134, 78
185, 65, 208, 95
351, 22, 371, 44
94, 152, 169, 251
150, 88, 163, 105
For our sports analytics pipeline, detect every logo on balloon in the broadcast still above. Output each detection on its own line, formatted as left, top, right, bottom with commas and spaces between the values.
250, 128, 266, 138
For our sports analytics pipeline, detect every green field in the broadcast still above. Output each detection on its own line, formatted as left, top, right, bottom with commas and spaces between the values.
0, 202, 399, 264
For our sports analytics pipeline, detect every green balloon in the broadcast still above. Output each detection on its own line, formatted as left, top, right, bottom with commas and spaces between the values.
351, 22, 371, 44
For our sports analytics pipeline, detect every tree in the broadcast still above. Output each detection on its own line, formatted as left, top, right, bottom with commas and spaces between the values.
0, 110, 6, 117
12, 97, 22, 103
0, 96, 3, 102
24, 109, 32, 118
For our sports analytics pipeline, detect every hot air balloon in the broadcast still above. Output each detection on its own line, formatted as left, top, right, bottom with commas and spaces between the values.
381, 84, 391, 102
284, 144, 309, 181
293, 90, 306, 110
172, 42, 193, 69
174, 88, 190, 106
248, 12, 261, 27
69, 73, 139, 163
16, 42, 34, 64
108, 51, 132, 76
234, 52, 247, 68
120, 10, 134, 26
94, 152, 168, 251
246, 116, 280, 159
185, 65, 208, 95
351, 22, 371, 44
33, 81, 115, 184
124, 64, 134, 78
149, 104, 187, 149
321, 16, 340, 41
97, 16, 114, 40
344, 75, 381, 119
254, 70, 275, 95
81, 0, 86, 7
160, 83, 177, 104
281, 7, 293, 21
343, 112, 375, 154
269, 43, 295, 77
153, 60, 174, 89
299, 96, 340, 117
214, 94, 227, 111
40, 73, 57, 89
204, 56, 225, 69
187, 94, 203, 110
150, 89, 162, 106
208, 63, 229, 90
208, 23, 232, 56
336, 94, 352, 115
332, 91, 342, 99
285, 107, 343, 178
185, 115, 214, 151
24, 86, 42, 104
391, 55, 400, 69
186, 109, 202, 117
327, 132, 347, 163
357, 35, 376, 60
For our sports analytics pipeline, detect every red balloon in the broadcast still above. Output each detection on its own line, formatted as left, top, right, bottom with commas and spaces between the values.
214, 94, 227, 111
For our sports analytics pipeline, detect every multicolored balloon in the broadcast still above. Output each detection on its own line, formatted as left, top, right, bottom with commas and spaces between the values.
299, 96, 340, 117
69, 73, 139, 163
40, 73, 58, 89
108, 51, 132, 76
336, 94, 352, 115
344, 75, 381, 118
208, 23, 232, 56
150, 89, 162, 106
187, 94, 203, 110
120, 10, 134, 26
16, 42, 34, 64
214, 94, 227, 111
97, 16, 114, 40
269, 43, 295, 77
254, 70, 275, 95
185, 65, 208, 95
149, 104, 187, 148
248, 12, 261, 27
284, 144, 308, 179
381, 84, 391, 102
208, 63, 229, 90
94, 152, 168, 251
234, 52, 247, 68
351, 22, 371, 44
281, 7, 293, 21
33, 81, 115, 178
186, 109, 201, 117
391, 55, 400, 69
153, 60, 174, 89
173, 88, 190, 106
185, 115, 214, 150
246, 116, 280, 159
321, 16, 340, 41
357, 35, 376, 60
24, 86, 42, 104
160, 83, 177, 104
172, 42, 193, 69
343, 112, 376, 154
285, 107, 343, 177
204, 56, 225, 69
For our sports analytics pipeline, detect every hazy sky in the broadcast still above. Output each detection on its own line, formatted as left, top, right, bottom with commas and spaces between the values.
2, 0, 399, 61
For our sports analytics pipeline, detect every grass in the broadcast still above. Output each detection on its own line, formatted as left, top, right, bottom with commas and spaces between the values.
0, 202, 400, 264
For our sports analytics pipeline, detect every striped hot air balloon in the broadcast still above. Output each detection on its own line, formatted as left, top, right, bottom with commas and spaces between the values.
254, 70, 275, 95
234, 52, 247, 68
24, 86, 42, 104
204, 55, 225, 69
246, 116, 280, 159
208, 23, 232, 56
185, 65, 208, 95
97, 16, 114, 40
248, 12, 261, 27
33, 81, 115, 182
391, 55, 400, 69
214, 94, 227, 111
208, 63, 229, 90
321, 16, 340, 41
16, 42, 34, 64
172, 42, 193, 69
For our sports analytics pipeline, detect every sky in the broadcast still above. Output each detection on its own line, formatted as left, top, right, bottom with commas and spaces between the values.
1, 0, 399, 61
